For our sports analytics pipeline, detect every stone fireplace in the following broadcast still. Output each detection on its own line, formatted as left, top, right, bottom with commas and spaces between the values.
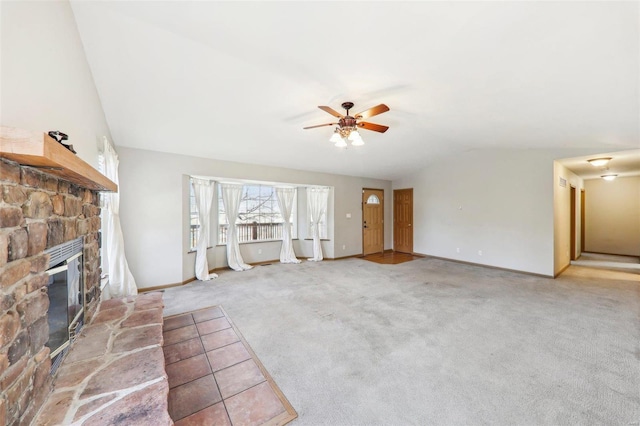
0, 128, 110, 425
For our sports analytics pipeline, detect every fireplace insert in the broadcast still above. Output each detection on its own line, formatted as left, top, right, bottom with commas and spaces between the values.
44, 237, 84, 372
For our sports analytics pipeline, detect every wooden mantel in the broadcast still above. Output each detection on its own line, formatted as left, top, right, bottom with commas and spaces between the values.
0, 126, 117, 192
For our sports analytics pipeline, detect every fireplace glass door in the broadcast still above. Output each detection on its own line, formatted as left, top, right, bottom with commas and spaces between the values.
46, 253, 83, 356
44, 238, 84, 366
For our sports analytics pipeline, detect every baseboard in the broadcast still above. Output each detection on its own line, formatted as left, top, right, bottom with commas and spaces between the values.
416, 252, 554, 279
554, 263, 571, 278
139, 279, 194, 293
581, 251, 640, 259
138, 258, 282, 293
329, 254, 363, 260
139, 253, 430, 292
210, 258, 281, 271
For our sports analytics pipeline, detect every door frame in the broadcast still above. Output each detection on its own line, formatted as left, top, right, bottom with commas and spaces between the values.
362, 188, 384, 255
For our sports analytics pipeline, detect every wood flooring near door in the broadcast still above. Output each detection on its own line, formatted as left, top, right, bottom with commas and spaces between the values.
162, 306, 297, 426
361, 251, 422, 265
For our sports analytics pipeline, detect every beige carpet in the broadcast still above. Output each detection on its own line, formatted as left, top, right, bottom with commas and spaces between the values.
161, 257, 640, 425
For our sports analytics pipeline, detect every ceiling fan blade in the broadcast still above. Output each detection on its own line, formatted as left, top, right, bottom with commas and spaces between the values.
303, 123, 337, 129
354, 104, 390, 120
318, 106, 344, 118
358, 122, 389, 133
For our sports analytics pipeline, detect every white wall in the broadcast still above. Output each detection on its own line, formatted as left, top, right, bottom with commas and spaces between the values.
584, 176, 640, 256
553, 162, 584, 275
0, 0, 111, 167
393, 150, 559, 276
118, 147, 392, 289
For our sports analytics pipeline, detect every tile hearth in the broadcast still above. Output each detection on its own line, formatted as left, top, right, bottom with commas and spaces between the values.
163, 306, 297, 426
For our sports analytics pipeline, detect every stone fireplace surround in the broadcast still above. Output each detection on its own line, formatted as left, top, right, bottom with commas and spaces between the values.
0, 157, 104, 425
0, 154, 173, 426
0, 126, 177, 426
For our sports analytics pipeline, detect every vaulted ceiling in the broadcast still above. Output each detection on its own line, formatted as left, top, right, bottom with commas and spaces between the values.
70, 1, 639, 181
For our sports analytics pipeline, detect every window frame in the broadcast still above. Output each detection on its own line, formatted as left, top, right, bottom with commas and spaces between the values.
305, 187, 329, 240
188, 178, 212, 252
217, 184, 298, 245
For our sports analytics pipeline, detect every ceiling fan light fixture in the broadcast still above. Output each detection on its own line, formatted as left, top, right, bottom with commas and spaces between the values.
303, 101, 390, 146
350, 131, 364, 146
329, 131, 342, 144
588, 157, 612, 167
601, 174, 617, 181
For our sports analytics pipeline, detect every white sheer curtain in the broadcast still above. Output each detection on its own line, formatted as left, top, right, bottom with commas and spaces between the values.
275, 187, 301, 264
101, 137, 137, 298
221, 183, 253, 271
192, 178, 218, 281
307, 186, 329, 261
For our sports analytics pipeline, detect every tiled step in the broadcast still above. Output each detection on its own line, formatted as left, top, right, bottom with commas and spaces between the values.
162, 306, 297, 426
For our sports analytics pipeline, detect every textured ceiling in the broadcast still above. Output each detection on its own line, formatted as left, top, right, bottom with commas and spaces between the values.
70, 1, 639, 181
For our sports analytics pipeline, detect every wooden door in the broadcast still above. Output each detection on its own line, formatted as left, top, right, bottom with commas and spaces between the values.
580, 189, 585, 253
570, 186, 576, 261
394, 188, 413, 254
363, 189, 384, 255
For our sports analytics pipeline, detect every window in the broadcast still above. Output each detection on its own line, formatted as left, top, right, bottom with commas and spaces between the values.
218, 185, 297, 244
189, 180, 200, 251
307, 187, 329, 240
308, 210, 328, 239
366, 194, 380, 204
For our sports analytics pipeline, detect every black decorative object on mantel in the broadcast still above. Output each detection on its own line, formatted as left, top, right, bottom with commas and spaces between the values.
48, 130, 77, 154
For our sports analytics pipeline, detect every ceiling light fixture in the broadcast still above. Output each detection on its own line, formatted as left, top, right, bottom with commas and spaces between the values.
330, 124, 364, 149
601, 174, 617, 181
304, 101, 390, 149
334, 138, 348, 148
588, 157, 612, 167
350, 132, 364, 147
329, 131, 343, 144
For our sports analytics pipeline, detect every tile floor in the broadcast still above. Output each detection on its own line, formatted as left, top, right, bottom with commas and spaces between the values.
162, 306, 297, 426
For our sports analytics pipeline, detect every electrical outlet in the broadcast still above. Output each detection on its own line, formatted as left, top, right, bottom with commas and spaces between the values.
258, 249, 262, 254
342, 245, 346, 250
456, 248, 460, 253
478, 250, 482, 256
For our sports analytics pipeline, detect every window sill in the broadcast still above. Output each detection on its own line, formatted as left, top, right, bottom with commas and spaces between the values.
190, 239, 310, 251
215, 238, 300, 247
187, 246, 213, 254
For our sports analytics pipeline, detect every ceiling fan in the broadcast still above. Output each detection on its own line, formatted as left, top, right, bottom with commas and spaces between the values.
303, 102, 390, 147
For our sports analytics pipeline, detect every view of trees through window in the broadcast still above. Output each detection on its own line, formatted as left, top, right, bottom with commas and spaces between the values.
190, 179, 309, 249
218, 185, 297, 244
